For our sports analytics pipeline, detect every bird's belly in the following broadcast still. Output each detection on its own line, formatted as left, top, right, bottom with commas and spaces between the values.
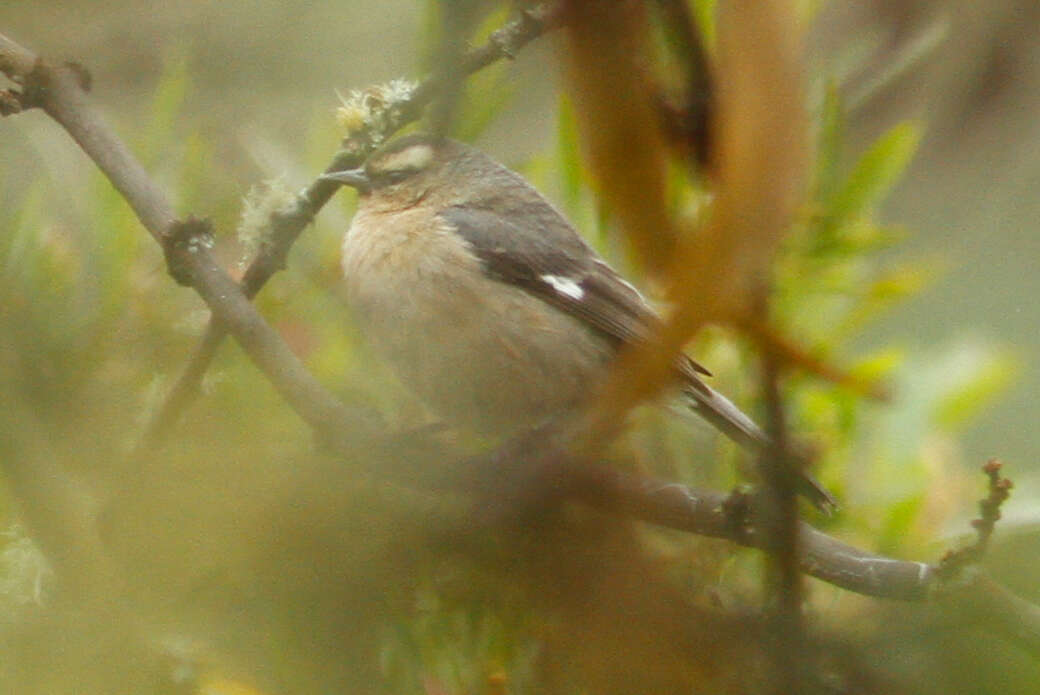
343, 222, 611, 434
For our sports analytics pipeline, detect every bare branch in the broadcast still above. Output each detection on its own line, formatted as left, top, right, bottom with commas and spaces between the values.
0, 32, 37, 84
0, 32, 373, 445
531, 454, 1040, 656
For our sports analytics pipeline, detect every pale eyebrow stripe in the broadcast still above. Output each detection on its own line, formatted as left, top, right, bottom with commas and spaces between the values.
377, 145, 434, 172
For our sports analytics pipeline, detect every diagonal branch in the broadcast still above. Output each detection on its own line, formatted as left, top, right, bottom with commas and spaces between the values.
0, 32, 372, 443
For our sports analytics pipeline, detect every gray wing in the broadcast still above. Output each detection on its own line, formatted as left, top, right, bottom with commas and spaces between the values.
440, 204, 836, 510
439, 204, 711, 379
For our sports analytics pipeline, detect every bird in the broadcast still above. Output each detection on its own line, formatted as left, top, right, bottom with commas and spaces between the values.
322, 133, 834, 510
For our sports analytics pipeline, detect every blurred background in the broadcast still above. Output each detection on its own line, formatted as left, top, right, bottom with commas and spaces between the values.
1, 1, 1038, 693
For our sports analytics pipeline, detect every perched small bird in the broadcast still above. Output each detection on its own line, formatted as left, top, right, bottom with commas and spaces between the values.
324, 134, 833, 509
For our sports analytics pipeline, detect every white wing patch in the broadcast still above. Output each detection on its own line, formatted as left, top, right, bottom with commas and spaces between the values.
541, 274, 585, 300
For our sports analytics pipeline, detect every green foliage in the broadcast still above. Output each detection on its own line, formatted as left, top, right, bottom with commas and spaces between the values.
416, 2, 516, 142
690, 0, 717, 48
380, 581, 537, 695
138, 49, 192, 169
929, 342, 1019, 429
824, 121, 922, 238
764, 80, 1017, 564
555, 96, 584, 215
453, 6, 517, 142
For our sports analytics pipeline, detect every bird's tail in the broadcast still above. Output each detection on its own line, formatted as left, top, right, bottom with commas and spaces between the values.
682, 384, 837, 513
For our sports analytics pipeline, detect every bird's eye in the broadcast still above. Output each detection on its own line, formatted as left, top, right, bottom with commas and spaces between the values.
369, 168, 415, 187
382, 169, 413, 184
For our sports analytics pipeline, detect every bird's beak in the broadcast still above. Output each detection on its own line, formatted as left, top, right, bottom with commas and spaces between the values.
320, 167, 371, 192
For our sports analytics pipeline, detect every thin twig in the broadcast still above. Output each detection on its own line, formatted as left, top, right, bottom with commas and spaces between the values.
742, 318, 891, 400
757, 312, 806, 694
937, 459, 1014, 578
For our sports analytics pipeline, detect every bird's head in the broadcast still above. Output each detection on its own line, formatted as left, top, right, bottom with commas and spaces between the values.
322, 134, 475, 210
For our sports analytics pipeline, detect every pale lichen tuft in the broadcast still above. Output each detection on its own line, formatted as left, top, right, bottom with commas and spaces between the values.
335, 79, 418, 141
236, 176, 298, 269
